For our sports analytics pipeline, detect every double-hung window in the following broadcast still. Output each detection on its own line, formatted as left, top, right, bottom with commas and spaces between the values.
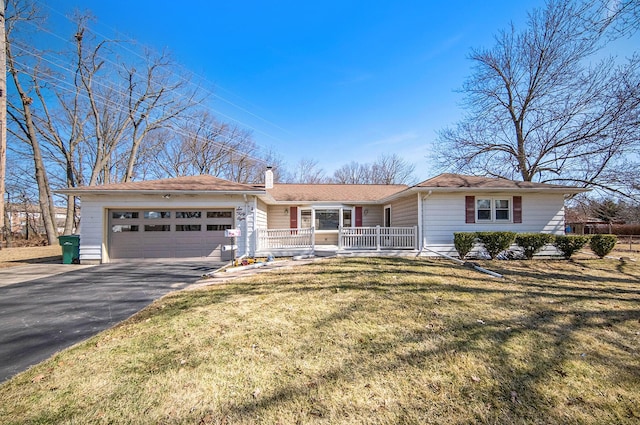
476, 198, 511, 222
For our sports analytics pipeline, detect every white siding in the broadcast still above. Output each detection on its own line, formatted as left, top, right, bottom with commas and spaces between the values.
421, 192, 565, 256
267, 205, 291, 229
390, 195, 418, 227
362, 206, 383, 227
77, 199, 104, 264
256, 199, 268, 229
78, 194, 250, 264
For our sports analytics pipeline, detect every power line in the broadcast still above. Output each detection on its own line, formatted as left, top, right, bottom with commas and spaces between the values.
9, 50, 272, 171
32, 0, 295, 142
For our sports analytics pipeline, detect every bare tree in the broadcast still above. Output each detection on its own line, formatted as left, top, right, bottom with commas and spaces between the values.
332, 154, 416, 184
4, 5, 204, 238
332, 161, 372, 184
150, 111, 277, 183
434, 0, 640, 198
0, 0, 7, 248
68, 17, 200, 185
370, 154, 416, 185
286, 158, 327, 183
5, 0, 58, 244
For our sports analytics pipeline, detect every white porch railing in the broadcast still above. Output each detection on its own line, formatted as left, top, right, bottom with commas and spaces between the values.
257, 227, 315, 251
339, 226, 417, 250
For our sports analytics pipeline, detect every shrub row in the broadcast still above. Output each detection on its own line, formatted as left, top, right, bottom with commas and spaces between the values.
453, 232, 617, 260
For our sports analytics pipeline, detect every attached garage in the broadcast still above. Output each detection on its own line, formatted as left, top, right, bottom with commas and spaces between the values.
59, 175, 265, 264
109, 209, 235, 261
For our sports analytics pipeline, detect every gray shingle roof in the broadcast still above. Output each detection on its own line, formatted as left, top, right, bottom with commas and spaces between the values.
414, 173, 585, 190
266, 184, 408, 202
62, 175, 263, 193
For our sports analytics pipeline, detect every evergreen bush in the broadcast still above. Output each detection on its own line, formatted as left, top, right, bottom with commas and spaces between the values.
589, 234, 617, 258
553, 235, 590, 259
454, 232, 477, 259
514, 233, 554, 260
476, 231, 516, 259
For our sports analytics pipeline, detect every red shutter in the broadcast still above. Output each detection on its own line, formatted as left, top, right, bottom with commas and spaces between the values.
513, 196, 522, 223
289, 206, 298, 229
465, 196, 475, 224
355, 207, 363, 227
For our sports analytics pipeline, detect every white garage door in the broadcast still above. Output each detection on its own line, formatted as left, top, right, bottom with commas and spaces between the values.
109, 209, 235, 261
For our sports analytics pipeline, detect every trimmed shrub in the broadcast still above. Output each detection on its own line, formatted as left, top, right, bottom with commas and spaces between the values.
589, 234, 617, 258
454, 232, 477, 259
514, 233, 554, 260
553, 235, 590, 259
476, 231, 516, 260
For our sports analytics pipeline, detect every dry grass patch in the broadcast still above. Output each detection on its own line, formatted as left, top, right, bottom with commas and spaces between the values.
1, 257, 639, 424
0, 245, 62, 268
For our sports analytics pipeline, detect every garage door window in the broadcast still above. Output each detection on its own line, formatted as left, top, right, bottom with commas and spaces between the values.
176, 224, 201, 231
112, 211, 139, 219
112, 224, 139, 232
207, 211, 232, 218
145, 224, 171, 231
207, 224, 232, 231
144, 211, 171, 219
176, 211, 202, 218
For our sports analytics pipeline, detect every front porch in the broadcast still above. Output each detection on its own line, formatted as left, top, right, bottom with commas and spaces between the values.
255, 226, 419, 257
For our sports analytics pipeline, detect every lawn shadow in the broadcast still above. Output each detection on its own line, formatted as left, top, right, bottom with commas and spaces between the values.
147, 256, 640, 423
6, 255, 62, 264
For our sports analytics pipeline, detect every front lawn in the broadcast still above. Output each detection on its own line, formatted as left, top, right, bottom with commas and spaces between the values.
1, 257, 638, 424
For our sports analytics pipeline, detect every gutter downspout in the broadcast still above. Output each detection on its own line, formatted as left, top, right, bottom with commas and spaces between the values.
252, 195, 258, 257
416, 190, 432, 256
422, 247, 503, 279
243, 194, 250, 258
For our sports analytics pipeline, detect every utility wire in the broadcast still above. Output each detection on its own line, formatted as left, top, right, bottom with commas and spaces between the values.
9, 50, 271, 169
33, 0, 294, 141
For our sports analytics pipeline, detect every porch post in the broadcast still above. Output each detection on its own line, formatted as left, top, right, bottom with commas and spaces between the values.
338, 226, 343, 249
413, 226, 418, 250
311, 227, 315, 254
417, 193, 423, 251
376, 225, 381, 251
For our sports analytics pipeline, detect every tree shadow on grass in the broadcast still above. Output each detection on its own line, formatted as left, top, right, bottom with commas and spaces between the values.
62, 256, 640, 424
6, 255, 62, 264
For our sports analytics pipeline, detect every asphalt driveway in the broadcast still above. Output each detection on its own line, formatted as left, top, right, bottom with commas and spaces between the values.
0, 261, 221, 383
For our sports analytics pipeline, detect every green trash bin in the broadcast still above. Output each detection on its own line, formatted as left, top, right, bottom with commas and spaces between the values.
58, 235, 80, 264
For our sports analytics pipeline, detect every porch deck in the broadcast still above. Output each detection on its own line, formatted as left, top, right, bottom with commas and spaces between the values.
255, 226, 419, 258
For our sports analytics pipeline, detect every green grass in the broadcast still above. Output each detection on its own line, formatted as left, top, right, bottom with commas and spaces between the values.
1, 257, 639, 424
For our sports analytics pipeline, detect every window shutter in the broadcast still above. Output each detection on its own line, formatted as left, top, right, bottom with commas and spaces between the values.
355, 207, 363, 227
513, 196, 522, 223
465, 196, 475, 223
289, 206, 298, 229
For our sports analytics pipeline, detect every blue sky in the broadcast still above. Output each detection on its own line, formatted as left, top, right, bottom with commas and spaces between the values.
40, 1, 637, 181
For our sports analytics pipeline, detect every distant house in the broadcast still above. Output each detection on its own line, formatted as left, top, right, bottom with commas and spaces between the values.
5, 203, 70, 237
59, 171, 587, 264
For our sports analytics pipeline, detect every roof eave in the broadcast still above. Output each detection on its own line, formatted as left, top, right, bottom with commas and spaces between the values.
55, 189, 266, 196
261, 199, 389, 205
414, 187, 590, 193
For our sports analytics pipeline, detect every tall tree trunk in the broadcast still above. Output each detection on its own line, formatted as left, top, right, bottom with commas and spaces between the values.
0, 0, 7, 249
6, 39, 57, 244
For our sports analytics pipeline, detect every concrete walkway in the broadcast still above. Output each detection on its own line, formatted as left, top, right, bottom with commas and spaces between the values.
0, 261, 221, 383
